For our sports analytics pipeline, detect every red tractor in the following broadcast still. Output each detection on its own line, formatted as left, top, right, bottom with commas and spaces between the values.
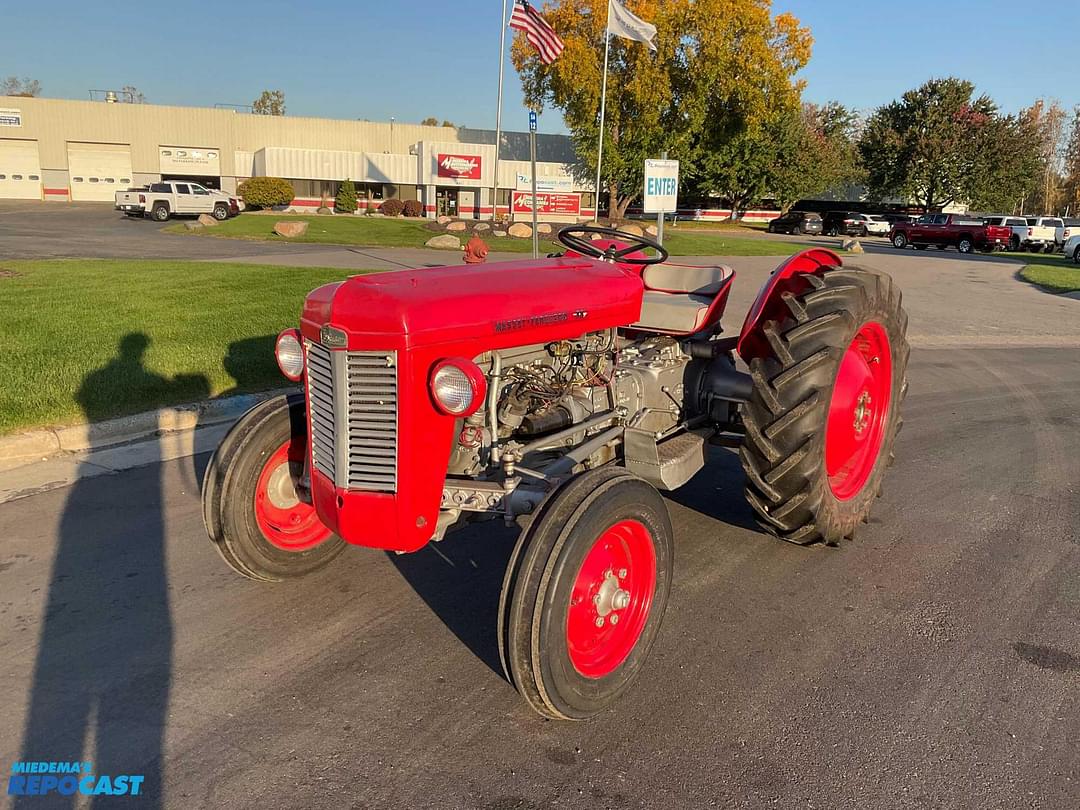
203, 226, 909, 720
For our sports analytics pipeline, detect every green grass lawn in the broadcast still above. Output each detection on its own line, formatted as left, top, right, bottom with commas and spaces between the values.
168, 214, 807, 256
0, 260, 366, 434
1019, 258, 1080, 293
166, 214, 561, 254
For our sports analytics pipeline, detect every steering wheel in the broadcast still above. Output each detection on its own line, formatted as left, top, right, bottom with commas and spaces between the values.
557, 225, 669, 265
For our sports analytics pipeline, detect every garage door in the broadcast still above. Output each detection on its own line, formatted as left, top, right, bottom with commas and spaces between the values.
68, 142, 133, 202
0, 139, 42, 200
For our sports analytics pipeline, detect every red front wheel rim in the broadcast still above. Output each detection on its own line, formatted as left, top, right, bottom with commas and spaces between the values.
825, 321, 893, 500
253, 439, 332, 551
566, 519, 657, 679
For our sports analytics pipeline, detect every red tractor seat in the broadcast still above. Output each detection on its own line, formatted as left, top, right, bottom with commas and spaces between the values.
633, 264, 734, 334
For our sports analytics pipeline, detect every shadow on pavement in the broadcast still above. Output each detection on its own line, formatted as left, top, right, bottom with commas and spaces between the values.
16, 333, 207, 808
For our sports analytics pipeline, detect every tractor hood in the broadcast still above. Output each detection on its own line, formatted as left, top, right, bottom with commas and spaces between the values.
301, 256, 645, 351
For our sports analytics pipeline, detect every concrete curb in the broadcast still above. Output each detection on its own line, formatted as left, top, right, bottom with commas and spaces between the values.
0, 388, 293, 472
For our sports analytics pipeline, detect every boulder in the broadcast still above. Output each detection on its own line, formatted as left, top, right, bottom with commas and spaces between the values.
317, 206, 333, 215
493, 230, 507, 238
425, 234, 461, 250
184, 221, 204, 232
437, 215, 453, 225
536, 223, 553, 235
645, 224, 658, 237
197, 213, 218, 227
446, 221, 468, 232
590, 232, 606, 240
618, 223, 644, 237
508, 222, 533, 238
274, 221, 309, 238
473, 222, 491, 232
842, 238, 865, 253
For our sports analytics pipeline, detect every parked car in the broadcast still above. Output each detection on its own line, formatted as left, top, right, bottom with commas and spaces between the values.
766, 210, 823, 235
115, 181, 240, 221
822, 211, 863, 237
889, 213, 1012, 253
1054, 217, 1080, 250
1016, 217, 1061, 252
984, 216, 1029, 252
881, 213, 918, 227
861, 214, 892, 236
1062, 233, 1080, 263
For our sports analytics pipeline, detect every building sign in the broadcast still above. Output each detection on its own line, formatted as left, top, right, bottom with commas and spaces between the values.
512, 191, 581, 216
515, 174, 574, 193
0, 108, 22, 127
159, 146, 221, 175
643, 158, 679, 213
437, 153, 482, 180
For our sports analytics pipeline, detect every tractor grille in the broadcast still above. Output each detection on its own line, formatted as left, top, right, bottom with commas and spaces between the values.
304, 343, 398, 492
306, 343, 337, 482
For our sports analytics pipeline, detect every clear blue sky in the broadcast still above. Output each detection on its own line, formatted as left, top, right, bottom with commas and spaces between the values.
3, 0, 1077, 130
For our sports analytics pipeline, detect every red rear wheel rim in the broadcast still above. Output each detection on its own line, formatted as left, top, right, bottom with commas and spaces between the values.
253, 439, 331, 551
825, 321, 893, 500
566, 519, 656, 678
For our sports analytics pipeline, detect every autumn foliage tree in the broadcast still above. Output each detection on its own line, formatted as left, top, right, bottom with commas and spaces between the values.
512, 0, 811, 218
253, 89, 286, 116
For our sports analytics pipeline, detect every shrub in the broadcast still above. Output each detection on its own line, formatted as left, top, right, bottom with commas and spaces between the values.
380, 198, 405, 216
238, 176, 294, 209
335, 178, 358, 214
402, 199, 423, 217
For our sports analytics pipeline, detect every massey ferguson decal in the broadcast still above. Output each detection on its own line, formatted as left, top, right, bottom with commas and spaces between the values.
437, 153, 483, 180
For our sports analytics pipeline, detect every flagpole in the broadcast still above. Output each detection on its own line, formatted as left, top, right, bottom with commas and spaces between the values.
592, 2, 611, 222
492, 0, 509, 222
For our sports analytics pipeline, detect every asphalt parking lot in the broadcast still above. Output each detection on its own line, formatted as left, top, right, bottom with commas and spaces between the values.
1, 202, 1078, 809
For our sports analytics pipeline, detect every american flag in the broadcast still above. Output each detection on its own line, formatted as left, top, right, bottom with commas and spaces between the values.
510, 1, 565, 65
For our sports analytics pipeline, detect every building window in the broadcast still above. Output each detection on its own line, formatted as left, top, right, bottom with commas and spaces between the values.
0, 175, 6, 180
580, 192, 595, 208
29, 174, 40, 181
105, 178, 115, 183
73, 177, 83, 182
120, 178, 131, 184
12, 174, 23, 180
89, 177, 99, 183
161, 150, 172, 156
496, 188, 511, 206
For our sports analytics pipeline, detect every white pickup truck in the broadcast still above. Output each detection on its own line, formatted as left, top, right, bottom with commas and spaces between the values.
115, 181, 240, 221
1023, 216, 1062, 253
985, 215, 1059, 252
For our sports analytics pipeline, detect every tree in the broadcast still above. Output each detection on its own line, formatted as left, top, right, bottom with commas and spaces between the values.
120, 85, 146, 103
1020, 99, 1067, 213
335, 178, 358, 214
858, 77, 1040, 213
252, 89, 285, 116
441, 120, 456, 128
2, 76, 41, 97
1061, 107, 1080, 215
512, 0, 811, 219
420, 117, 439, 126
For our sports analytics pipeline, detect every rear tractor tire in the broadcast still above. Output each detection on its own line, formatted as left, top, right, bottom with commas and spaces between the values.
498, 467, 674, 719
739, 267, 909, 546
202, 393, 345, 581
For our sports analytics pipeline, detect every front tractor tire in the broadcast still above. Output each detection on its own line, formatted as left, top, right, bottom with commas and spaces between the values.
498, 468, 674, 720
739, 268, 909, 546
202, 393, 345, 581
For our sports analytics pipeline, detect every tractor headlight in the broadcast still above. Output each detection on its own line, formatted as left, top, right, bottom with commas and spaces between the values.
430, 359, 486, 417
275, 329, 305, 382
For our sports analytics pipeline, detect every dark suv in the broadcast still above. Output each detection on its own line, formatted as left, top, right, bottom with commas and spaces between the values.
822, 211, 866, 237
766, 210, 823, 235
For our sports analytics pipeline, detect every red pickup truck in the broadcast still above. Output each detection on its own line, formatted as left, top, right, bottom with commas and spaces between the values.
889, 214, 1011, 254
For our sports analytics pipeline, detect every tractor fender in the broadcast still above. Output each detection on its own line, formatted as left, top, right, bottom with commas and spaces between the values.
736, 248, 843, 361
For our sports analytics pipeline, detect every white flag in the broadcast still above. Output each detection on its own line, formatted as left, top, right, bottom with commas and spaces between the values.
608, 0, 657, 51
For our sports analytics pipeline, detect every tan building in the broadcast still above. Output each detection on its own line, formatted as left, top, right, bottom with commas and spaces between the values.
0, 96, 595, 220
